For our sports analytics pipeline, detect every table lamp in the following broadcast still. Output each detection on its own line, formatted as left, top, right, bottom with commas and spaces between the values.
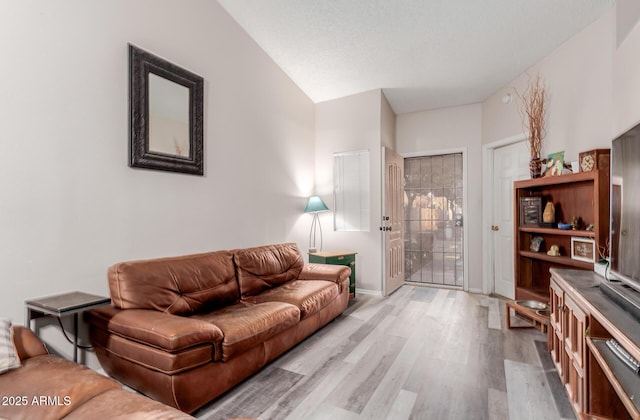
304, 195, 329, 252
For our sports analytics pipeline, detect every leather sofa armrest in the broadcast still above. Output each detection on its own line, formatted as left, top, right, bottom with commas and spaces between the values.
299, 263, 351, 284
85, 306, 223, 352
11, 326, 48, 360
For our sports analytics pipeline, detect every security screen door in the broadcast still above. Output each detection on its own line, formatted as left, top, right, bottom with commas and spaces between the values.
404, 153, 464, 287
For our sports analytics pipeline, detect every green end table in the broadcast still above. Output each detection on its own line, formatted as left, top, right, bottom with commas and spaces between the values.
309, 250, 357, 298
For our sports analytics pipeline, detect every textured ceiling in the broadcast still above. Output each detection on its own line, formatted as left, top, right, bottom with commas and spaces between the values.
217, 0, 614, 114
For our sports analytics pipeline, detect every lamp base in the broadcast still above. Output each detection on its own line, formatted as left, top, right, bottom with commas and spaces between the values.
308, 213, 323, 253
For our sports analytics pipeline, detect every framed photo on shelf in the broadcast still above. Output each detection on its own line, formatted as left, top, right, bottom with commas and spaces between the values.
571, 237, 596, 263
529, 236, 544, 252
542, 151, 565, 177
519, 196, 542, 226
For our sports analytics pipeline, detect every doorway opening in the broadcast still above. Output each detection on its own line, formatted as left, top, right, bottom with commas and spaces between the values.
404, 153, 464, 287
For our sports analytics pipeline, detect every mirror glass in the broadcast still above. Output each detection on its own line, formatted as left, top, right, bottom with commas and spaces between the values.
148, 73, 191, 158
334, 150, 370, 231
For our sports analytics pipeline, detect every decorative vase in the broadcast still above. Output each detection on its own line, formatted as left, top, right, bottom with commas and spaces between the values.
543, 202, 555, 223
529, 158, 544, 179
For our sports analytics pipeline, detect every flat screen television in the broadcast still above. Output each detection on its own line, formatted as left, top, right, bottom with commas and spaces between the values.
609, 122, 640, 292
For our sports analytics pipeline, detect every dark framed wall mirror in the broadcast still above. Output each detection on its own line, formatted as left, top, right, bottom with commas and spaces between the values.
129, 44, 204, 175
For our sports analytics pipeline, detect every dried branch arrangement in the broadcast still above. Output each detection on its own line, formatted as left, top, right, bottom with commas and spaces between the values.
516, 74, 547, 159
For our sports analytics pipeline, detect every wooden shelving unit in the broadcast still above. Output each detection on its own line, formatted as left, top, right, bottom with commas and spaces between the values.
514, 169, 610, 302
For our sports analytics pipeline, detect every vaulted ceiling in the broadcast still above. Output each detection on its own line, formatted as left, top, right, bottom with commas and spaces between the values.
217, 0, 614, 114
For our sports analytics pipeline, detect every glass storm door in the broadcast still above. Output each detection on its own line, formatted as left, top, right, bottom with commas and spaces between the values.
404, 153, 464, 287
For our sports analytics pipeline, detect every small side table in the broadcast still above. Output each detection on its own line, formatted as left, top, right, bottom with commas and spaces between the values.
309, 250, 357, 298
25, 291, 111, 363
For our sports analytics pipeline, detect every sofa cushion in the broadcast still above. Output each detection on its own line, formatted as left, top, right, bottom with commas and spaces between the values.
299, 263, 352, 288
243, 280, 339, 319
90, 327, 214, 374
0, 354, 120, 420
193, 301, 300, 362
234, 243, 304, 298
86, 306, 224, 354
109, 250, 238, 315
63, 388, 194, 420
0, 319, 20, 374
11, 326, 48, 361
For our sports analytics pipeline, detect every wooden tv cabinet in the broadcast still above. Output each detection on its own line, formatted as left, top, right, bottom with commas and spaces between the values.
550, 268, 640, 419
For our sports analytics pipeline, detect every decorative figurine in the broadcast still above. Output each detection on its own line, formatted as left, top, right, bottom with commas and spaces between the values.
543, 202, 555, 223
571, 217, 579, 230
586, 223, 595, 232
547, 245, 561, 256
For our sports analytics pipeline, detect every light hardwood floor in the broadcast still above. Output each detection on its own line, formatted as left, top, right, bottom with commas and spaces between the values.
194, 286, 575, 420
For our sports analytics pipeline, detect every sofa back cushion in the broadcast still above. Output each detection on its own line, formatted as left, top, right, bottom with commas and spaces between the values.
109, 251, 238, 315
234, 243, 304, 298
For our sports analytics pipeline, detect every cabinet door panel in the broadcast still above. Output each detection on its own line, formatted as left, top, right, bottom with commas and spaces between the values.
565, 295, 587, 371
549, 279, 564, 375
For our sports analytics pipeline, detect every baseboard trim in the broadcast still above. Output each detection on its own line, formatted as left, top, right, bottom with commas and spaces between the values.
355, 288, 383, 297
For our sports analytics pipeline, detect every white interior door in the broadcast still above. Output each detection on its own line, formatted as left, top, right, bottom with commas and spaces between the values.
492, 141, 530, 299
383, 147, 404, 296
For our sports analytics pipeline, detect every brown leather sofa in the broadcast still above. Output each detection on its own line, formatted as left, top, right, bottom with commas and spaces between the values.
0, 326, 193, 420
86, 243, 351, 414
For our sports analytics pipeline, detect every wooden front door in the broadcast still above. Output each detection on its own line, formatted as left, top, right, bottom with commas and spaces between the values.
383, 147, 404, 296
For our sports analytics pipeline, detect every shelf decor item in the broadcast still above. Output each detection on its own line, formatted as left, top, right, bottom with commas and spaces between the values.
542, 202, 555, 224
571, 237, 596, 263
519, 196, 542, 226
542, 151, 565, 177
516, 73, 547, 179
529, 157, 545, 179
547, 244, 561, 256
579, 148, 610, 172
529, 236, 544, 252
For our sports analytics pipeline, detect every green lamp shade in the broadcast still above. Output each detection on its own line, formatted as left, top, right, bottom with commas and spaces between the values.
304, 196, 329, 213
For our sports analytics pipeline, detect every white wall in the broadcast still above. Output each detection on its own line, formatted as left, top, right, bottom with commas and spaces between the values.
0, 1, 314, 358
617, 0, 640, 46
381, 93, 397, 151
482, 8, 616, 159
614, 13, 640, 135
396, 104, 483, 292
315, 90, 387, 294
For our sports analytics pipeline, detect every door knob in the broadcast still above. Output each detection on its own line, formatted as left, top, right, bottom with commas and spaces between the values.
491, 225, 500, 231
